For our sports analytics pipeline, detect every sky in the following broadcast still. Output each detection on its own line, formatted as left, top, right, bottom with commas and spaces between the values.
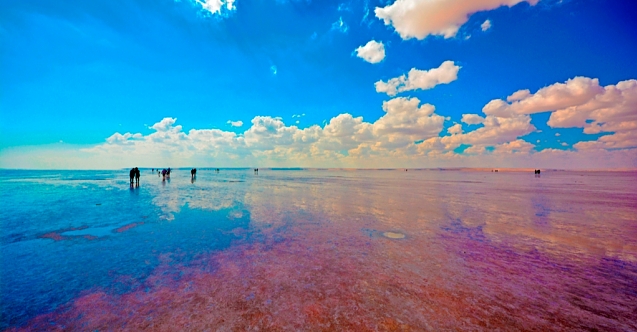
1, 0, 636, 169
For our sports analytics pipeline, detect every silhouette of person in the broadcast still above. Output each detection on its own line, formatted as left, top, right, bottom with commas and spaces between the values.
129, 168, 135, 186
162, 169, 167, 180
135, 167, 140, 186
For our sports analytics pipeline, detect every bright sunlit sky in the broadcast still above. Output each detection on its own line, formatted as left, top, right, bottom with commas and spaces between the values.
1, 0, 636, 169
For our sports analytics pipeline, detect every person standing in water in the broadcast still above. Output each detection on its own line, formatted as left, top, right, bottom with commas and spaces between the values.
129, 168, 135, 186
134, 167, 140, 186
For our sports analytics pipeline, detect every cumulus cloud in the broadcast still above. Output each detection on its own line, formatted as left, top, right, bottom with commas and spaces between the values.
88, 76, 634, 167
481, 19, 492, 31
480, 77, 637, 150
547, 79, 637, 134
227, 120, 243, 127
152, 117, 179, 132
447, 124, 463, 135
375, 60, 460, 96
461, 114, 485, 125
68, 96, 449, 167
483, 77, 605, 118
5, 75, 636, 169
106, 133, 143, 144
573, 131, 637, 151
420, 112, 535, 153
375, 0, 538, 40
103, 78, 631, 168
373, 97, 446, 147
492, 139, 534, 154
354, 40, 386, 64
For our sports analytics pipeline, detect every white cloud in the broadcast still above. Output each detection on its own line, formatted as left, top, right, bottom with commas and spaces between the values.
481, 19, 492, 31
375, 60, 460, 96
354, 40, 386, 64
4, 76, 637, 170
374, 0, 538, 40
447, 123, 463, 135
420, 113, 535, 153
372, 97, 446, 147
227, 120, 243, 127
194, 0, 235, 15
483, 77, 605, 118
461, 114, 485, 125
152, 117, 179, 132
573, 131, 637, 151
492, 139, 534, 154
555, 133, 560, 136
41, 96, 445, 167
480, 77, 637, 150
106, 132, 143, 144
547, 79, 637, 134
270, 65, 277, 75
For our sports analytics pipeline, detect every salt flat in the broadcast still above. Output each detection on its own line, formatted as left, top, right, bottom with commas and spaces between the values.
1, 169, 636, 330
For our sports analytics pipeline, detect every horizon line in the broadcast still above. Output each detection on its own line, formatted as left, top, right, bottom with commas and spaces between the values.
2, 167, 636, 172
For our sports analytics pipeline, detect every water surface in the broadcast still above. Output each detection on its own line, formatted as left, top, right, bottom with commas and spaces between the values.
1, 169, 636, 330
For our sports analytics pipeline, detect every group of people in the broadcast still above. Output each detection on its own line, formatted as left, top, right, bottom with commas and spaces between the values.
150, 168, 172, 179
131, 167, 243, 185
129, 167, 140, 186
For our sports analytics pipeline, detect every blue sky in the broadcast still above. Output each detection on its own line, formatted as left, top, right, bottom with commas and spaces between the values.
1, 0, 636, 168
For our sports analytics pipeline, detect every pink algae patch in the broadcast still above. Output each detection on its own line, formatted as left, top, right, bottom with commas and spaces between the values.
114, 222, 144, 233
38, 226, 90, 241
19, 213, 637, 331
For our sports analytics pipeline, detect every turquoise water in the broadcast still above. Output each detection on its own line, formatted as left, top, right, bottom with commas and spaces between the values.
1, 169, 636, 330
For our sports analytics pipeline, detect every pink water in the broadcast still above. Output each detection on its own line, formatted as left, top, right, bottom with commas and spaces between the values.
4, 169, 637, 331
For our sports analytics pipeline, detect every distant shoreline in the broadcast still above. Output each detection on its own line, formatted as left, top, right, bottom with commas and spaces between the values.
1, 168, 636, 172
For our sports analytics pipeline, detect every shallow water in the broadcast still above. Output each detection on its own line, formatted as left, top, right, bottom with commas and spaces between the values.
1, 169, 636, 331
